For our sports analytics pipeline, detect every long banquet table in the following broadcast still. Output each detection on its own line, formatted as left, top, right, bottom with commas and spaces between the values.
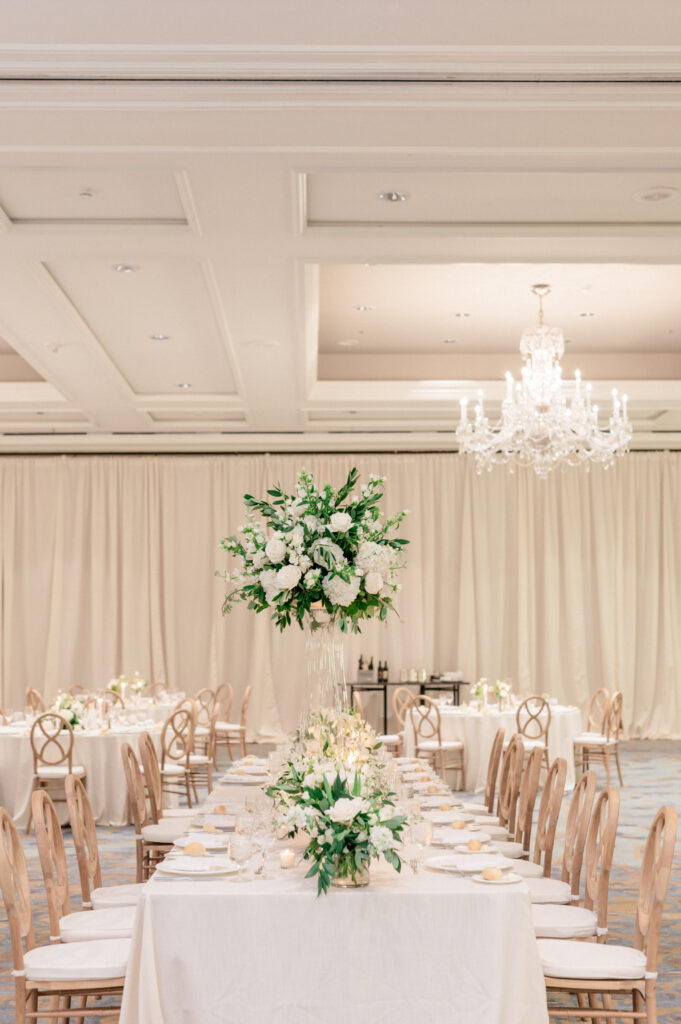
120, 781, 549, 1024
402, 703, 582, 791
0, 721, 164, 827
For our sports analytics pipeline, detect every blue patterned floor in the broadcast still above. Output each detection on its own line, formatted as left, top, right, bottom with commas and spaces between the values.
0, 741, 678, 1021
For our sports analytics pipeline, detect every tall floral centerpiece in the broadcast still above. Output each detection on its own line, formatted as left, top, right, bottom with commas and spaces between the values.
219, 468, 408, 713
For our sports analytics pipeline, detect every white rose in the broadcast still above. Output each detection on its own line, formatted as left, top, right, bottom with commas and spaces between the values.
276, 564, 302, 590
327, 797, 367, 825
364, 571, 383, 594
329, 511, 352, 533
290, 524, 304, 549
265, 537, 287, 563
259, 569, 278, 589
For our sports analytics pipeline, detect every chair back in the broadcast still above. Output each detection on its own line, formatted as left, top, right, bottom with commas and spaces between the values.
65, 773, 102, 907
605, 690, 623, 743
25, 687, 44, 713
162, 707, 194, 768
560, 770, 597, 893
409, 695, 442, 745
240, 685, 252, 729
67, 684, 86, 696
513, 745, 543, 851
148, 681, 169, 699
30, 712, 75, 772
0, 807, 35, 973
101, 688, 125, 708
586, 688, 610, 732
352, 691, 365, 720
195, 688, 216, 726
582, 787, 620, 935
515, 695, 551, 742
120, 741, 149, 833
82, 694, 111, 715
392, 687, 414, 732
214, 683, 233, 721
496, 733, 524, 833
138, 731, 164, 823
483, 728, 505, 814
531, 756, 567, 876
0, 708, 5, 725
31, 789, 72, 939
634, 805, 678, 975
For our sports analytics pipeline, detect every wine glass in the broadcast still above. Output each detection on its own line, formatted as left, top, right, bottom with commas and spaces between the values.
229, 833, 253, 882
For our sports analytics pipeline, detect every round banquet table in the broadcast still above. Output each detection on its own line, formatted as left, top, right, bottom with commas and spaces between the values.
403, 703, 582, 791
0, 721, 164, 828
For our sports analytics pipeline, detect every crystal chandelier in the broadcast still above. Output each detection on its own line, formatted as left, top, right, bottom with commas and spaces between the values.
456, 284, 632, 478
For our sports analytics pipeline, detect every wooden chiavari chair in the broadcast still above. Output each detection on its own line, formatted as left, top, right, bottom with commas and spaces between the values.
25, 687, 45, 713
31, 789, 135, 942
25, 713, 86, 833
375, 687, 412, 754
160, 706, 196, 806
352, 690, 365, 719
522, 770, 597, 901
510, 695, 552, 773
65, 773, 146, 910
492, 745, 543, 858
573, 688, 610, 773
479, 733, 524, 838
120, 743, 182, 882
148, 681, 170, 700
462, 727, 506, 816
576, 691, 624, 787
137, 732, 196, 825
213, 683, 235, 762
0, 807, 128, 1024
66, 684, 86, 696
533, 786, 620, 941
511, 756, 567, 879
214, 685, 250, 760
409, 694, 465, 789
540, 805, 677, 1024
100, 688, 125, 709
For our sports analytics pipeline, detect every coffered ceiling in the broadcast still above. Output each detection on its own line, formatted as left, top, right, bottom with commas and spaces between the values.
0, 0, 679, 452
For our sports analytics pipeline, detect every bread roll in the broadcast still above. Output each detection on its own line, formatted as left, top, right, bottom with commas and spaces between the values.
467, 838, 482, 851
427, 784, 438, 794
213, 804, 227, 814
482, 866, 503, 881
203, 823, 217, 833
439, 802, 451, 812
184, 841, 207, 857
450, 820, 466, 830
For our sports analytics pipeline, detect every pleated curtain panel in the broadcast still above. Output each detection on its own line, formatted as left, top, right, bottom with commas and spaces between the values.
0, 451, 678, 740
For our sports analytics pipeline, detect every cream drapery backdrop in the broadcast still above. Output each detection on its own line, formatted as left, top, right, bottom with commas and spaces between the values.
0, 452, 678, 739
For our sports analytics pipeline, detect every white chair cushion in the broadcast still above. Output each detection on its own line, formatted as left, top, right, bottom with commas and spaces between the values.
161, 808, 197, 820
91, 883, 146, 910
479, 824, 509, 839
461, 802, 489, 815
23, 937, 130, 982
59, 906, 136, 942
538, 939, 647, 980
526, 877, 575, 904
36, 764, 85, 779
473, 815, 500, 826
215, 721, 244, 733
141, 822, 186, 844
194, 725, 210, 737
492, 840, 526, 859
160, 764, 185, 777
573, 733, 609, 746
378, 734, 400, 745
511, 859, 545, 878
189, 753, 210, 765
416, 739, 463, 751
520, 738, 546, 750
532, 904, 598, 939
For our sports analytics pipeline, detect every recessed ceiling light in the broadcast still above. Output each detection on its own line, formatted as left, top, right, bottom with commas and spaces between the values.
354, 305, 374, 312
443, 339, 457, 345
454, 312, 471, 318
79, 188, 95, 199
378, 191, 407, 203
177, 383, 192, 389
112, 264, 138, 274
579, 312, 595, 318
632, 186, 679, 204
149, 333, 170, 341
337, 339, 360, 347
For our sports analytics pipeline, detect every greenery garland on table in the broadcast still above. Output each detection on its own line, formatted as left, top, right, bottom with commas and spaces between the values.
218, 467, 409, 633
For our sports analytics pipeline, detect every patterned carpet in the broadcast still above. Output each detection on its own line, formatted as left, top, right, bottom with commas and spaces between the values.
0, 740, 678, 1022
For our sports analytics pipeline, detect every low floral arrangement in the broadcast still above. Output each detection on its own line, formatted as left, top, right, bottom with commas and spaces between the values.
472, 678, 512, 704
110, 672, 147, 695
268, 708, 407, 894
219, 467, 409, 633
50, 693, 84, 730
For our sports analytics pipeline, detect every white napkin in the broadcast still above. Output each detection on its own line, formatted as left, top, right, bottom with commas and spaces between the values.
162, 855, 236, 873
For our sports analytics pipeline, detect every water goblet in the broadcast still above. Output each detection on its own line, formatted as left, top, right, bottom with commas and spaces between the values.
229, 833, 253, 882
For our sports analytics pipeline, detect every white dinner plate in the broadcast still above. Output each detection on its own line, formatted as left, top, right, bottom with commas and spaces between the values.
220, 772, 267, 785
432, 828, 491, 846
175, 832, 231, 851
419, 796, 463, 810
412, 782, 450, 795
426, 854, 514, 874
395, 757, 425, 765
471, 872, 522, 885
232, 764, 268, 776
156, 855, 240, 877
423, 810, 473, 825
195, 813, 236, 830
454, 843, 494, 855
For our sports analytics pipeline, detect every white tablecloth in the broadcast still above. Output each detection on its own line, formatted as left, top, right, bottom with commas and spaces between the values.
120, 782, 549, 1024
403, 704, 582, 791
0, 723, 164, 827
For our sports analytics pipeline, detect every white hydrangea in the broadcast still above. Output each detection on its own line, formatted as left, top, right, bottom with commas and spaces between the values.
276, 564, 302, 590
303, 569, 321, 588
364, 571, 383, 594
265, 536, 287, 563
322, 573, 360, 607
355, 540, 394, 577
299, 555, 312, 572
290, 525, 304, 549
369, 824, 398, 852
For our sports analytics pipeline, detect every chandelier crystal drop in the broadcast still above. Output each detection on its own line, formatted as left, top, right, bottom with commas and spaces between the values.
456, 284, 632, 479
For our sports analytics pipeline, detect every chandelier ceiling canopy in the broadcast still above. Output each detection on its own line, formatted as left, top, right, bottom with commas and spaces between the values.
456, 284, 632, 479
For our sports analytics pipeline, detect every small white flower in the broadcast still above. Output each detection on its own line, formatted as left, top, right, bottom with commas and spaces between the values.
265, 537, 287, 563
276, 564, 302, 590
304, 515, 319, 533
299, 555, 312, 572
329, 511, 352, 533
364, 571, 383, 594
303, 569, 320, 588
369, 824, 397, 853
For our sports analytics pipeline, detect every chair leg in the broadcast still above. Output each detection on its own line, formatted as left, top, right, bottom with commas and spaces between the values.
614, 745, 624, 786
25, 780, 36, 834
185, 773, 193, 809
604, 749, 611, 787
240, 731, 247, 758
206, 764, 213, 792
